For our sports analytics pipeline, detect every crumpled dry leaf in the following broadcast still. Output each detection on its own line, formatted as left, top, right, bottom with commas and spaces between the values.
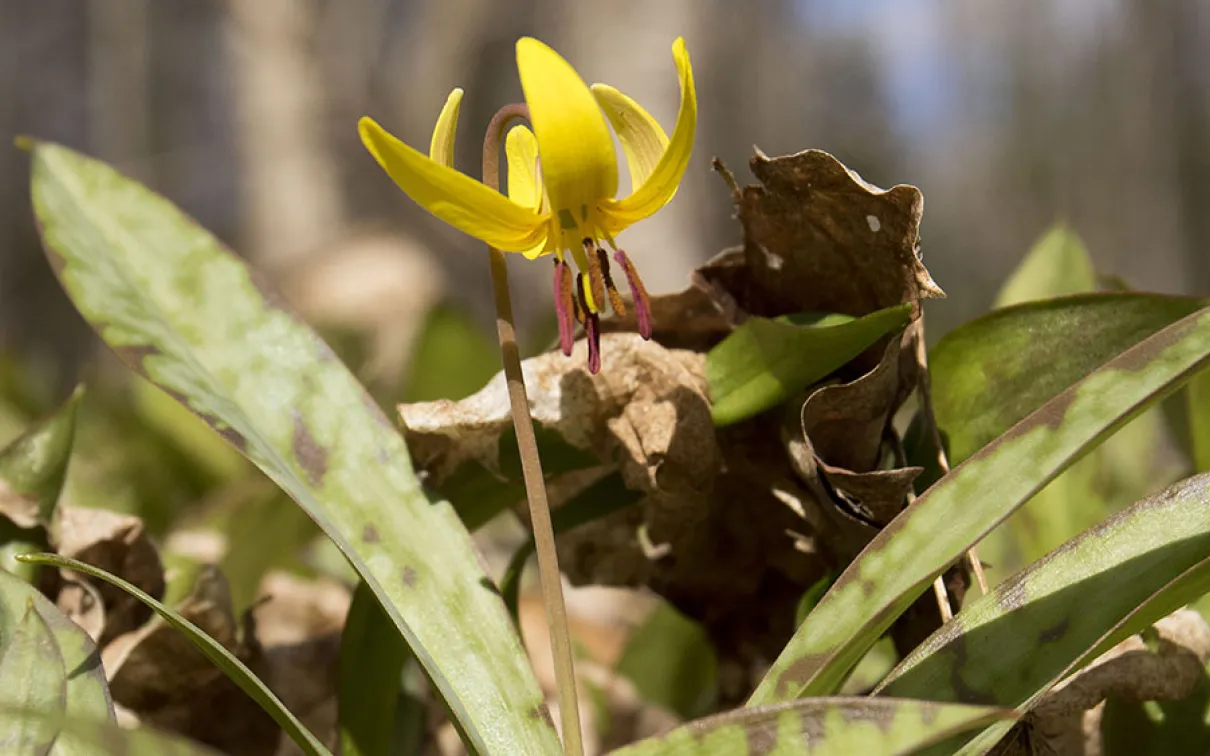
714, 149, 943, 320
53, 505, 165, 646
104, 566, 279, 756
405, 147, 949, 697
991, 609, 1210, 756
254, 571, 349, 756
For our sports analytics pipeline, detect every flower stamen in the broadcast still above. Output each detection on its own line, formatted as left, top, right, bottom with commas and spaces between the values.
597, 247, 627, 316
613, 249, 652, 339
553, 257, 575, 355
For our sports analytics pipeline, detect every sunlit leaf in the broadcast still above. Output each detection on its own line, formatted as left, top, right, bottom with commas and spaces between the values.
750, 305, 1210, 703
29, 142, 557, 755
610, 697, 1011, 756
707, 304, 912, 426
878, 473, 1210, 741
0, 706, 219, 755
931, 293, 1205, 464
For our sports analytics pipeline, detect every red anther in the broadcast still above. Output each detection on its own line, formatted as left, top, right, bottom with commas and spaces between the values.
613, 249, 652, 339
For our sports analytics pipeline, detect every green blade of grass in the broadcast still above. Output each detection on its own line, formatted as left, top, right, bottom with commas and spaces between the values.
28, 141, 557, 755
750, 304, 1210, 703
18, 552, 328, 756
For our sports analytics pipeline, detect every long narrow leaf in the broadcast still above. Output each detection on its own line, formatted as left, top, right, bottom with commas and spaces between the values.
18, 553, 330, 756
879, 473, 1210, 706
28, 142, 557, 755
609, 697, 1011, 756
750, 304, 1210, 703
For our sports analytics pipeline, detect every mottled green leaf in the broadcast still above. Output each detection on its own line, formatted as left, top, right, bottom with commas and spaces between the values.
879, 473, 1210, 709
750, 305, 1210, 704
931, 293, 1205, 464
708, 304, 912, 426
994, 223, 1096, 308
0, 568, 112, 754
610, 697, 1011, 756
0, 386, 81, 581
340, 581, 423, 756
19, 552, 328, 756
29, 142, 557, 755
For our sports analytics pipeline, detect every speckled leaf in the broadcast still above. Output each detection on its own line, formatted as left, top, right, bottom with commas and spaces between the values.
0, 386, 81, 582
20, 552, 328, 756
750, 304, 1210, 704
708, 304, 912, 426
931, 293, 1206, 464
0, 567, 112, 755
28, 142, 556, 756
608, 697, 1010, 756
879, 473, 1210, 711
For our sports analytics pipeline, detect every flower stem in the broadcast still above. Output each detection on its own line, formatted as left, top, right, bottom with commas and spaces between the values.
483, 104, 584, 756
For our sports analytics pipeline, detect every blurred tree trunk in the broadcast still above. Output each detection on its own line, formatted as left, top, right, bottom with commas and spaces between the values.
225, 0, 345, 269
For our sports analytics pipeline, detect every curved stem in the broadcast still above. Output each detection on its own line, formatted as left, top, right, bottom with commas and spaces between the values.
483, 103, 584, 756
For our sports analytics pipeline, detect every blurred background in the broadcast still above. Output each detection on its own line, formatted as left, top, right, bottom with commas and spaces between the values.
1, 4, 1209, 746
3, 0, 1210, 388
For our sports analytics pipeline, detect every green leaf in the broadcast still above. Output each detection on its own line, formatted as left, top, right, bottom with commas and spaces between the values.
995, 222, 1096, 307
931, 292, 1206, 464
707, 304, 912, 426
1188, 367, 1210, 472
0, 386, 82, 582
0, 567, 113, 754
878, 472, 1210, 710
617, 603, 717, 720
19, 552, 329, 756
340, 581, 423, 756
0, 706, 220, 755
30, 142, 557, 755
609, 697, 1012, 756
749, 304, 1210, 704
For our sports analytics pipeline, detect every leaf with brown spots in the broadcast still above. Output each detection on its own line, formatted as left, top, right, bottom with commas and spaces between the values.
750, 304, 1210, 704
28, 142, 556, 756
877, 473, 1210, 751
608, 696, 1010, 756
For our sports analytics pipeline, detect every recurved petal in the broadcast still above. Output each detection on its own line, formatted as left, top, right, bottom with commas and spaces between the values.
591, 83, 669, 193
599, 37, 696, 231
516, 37, 617, 227
428, 88, 463, 167
359, 116, 547, 251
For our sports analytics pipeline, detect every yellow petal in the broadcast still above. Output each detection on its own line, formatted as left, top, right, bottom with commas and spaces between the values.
591, 83, 669, 193
599, 37, 696, 231
359, 116, 547, 251
428, 88, 463, 167
516, 37, 617, 236
505, 125, 542, 210
505, 125, 552, 259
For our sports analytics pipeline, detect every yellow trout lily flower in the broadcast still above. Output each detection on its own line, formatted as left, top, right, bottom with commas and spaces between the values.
358, 37, 696, 373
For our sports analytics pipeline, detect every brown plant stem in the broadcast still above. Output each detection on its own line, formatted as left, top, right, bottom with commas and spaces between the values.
483, 103, 584, 756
